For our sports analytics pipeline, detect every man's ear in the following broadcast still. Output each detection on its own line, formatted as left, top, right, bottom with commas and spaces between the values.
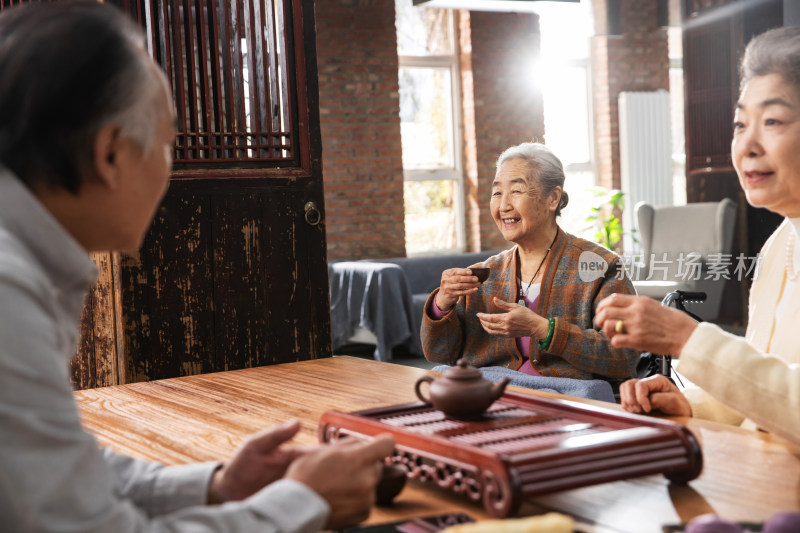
93, 123, 123, 190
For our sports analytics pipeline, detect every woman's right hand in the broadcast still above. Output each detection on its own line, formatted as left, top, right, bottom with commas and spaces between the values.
435, 268, 481, 312
619, 375, 692, 417
595, 293, 698, 356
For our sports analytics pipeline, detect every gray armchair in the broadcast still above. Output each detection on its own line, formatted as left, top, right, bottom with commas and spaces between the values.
631, 198, 737, 322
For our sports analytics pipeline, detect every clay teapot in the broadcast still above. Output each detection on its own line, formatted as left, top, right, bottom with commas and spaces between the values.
414, 359, 510, 419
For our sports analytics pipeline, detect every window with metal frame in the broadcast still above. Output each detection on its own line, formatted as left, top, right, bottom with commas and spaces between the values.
396, 0, 464, 255
534, 2, 596, 240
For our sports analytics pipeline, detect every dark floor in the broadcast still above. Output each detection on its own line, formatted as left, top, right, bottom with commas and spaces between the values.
332, 343, 439, 369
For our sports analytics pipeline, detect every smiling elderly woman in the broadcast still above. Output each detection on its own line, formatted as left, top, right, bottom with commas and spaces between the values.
420, 142, 639, 381
595, 26, 800, 445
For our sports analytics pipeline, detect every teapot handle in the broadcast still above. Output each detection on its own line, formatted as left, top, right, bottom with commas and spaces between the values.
414, 375, 434, 404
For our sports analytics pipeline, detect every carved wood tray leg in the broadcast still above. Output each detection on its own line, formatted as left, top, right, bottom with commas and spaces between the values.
321, 422, 520, 517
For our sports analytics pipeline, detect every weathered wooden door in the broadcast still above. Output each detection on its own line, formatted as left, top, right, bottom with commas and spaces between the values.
70, 0, 330, 387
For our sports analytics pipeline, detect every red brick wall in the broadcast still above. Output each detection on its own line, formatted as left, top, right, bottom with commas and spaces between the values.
468, 11, 544, 252
315, 1, 406, 261
315, 3, 543, 258
592, 0, 669, 189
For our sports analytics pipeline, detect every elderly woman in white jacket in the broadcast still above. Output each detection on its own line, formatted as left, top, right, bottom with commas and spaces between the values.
595, 26, 800, 445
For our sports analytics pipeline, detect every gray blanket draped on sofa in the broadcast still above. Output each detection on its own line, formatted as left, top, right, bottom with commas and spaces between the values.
328, 262, 421, 361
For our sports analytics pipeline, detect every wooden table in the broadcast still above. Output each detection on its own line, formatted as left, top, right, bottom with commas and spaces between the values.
74, 356, 800, 532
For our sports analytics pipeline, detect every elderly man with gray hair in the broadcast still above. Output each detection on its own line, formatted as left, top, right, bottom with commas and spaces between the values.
0, 2, 393, 532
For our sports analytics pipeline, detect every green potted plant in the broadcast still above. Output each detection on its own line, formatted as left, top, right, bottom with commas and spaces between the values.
585, 187, 632, 253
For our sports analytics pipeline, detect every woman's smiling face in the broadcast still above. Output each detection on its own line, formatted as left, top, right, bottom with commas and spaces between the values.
732, 73, 800, 218
490, 158, 557, 245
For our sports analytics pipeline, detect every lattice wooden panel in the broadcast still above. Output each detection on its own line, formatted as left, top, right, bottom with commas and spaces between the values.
139, 0, 295, 164
0, 0, 304, 167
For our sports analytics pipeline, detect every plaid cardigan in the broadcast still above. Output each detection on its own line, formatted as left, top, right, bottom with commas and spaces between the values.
420, 230, 639, 380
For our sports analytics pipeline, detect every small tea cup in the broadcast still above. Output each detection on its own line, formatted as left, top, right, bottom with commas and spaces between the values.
470, 267, 490, 283
375, 463, 407, 505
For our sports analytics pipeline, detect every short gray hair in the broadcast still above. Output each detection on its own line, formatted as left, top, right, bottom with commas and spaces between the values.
496, 142, 569, 217
740, 26, 800, 92
98, 54, 164, 155
0, 2, 165, 193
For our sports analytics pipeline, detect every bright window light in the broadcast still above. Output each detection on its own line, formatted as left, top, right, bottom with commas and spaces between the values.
534, 0, 595, 239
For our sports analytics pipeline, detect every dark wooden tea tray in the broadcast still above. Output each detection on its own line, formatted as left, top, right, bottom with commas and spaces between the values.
318, 391, 702, 518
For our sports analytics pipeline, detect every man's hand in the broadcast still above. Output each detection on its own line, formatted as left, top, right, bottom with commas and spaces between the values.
285, 434, 396, 530
476, 297, 549, 339
208, 420, 308, 504
619, 375, 692, 417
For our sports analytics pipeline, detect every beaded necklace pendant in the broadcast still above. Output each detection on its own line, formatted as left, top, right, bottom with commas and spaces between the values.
516, 228, 558, 307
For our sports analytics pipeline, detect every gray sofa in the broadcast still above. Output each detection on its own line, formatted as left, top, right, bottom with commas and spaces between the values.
329, 250, 502, 360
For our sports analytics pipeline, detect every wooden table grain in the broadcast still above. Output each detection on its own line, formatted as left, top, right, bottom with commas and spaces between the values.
74, 356, 800, 533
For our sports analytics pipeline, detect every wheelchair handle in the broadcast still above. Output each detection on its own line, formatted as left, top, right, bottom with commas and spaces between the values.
659, 354, 672, 377
638, 291, 706, 384
661, 290, 707, 308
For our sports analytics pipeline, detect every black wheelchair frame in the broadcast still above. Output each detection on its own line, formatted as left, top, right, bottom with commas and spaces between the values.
636, 290, 706, 382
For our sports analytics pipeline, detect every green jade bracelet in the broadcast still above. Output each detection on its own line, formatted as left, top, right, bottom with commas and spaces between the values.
537, 317, 555, 350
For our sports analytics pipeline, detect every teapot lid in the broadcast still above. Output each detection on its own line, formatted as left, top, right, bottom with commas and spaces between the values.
444, 358, 483, 381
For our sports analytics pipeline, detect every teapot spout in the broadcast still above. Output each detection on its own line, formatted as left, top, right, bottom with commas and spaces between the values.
491, 377, 511, 400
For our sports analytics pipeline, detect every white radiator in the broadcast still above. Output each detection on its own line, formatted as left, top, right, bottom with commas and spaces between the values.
618, 90, 673, 255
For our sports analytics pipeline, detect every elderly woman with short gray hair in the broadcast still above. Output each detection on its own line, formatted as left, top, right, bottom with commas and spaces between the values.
421, 142, 639, 382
